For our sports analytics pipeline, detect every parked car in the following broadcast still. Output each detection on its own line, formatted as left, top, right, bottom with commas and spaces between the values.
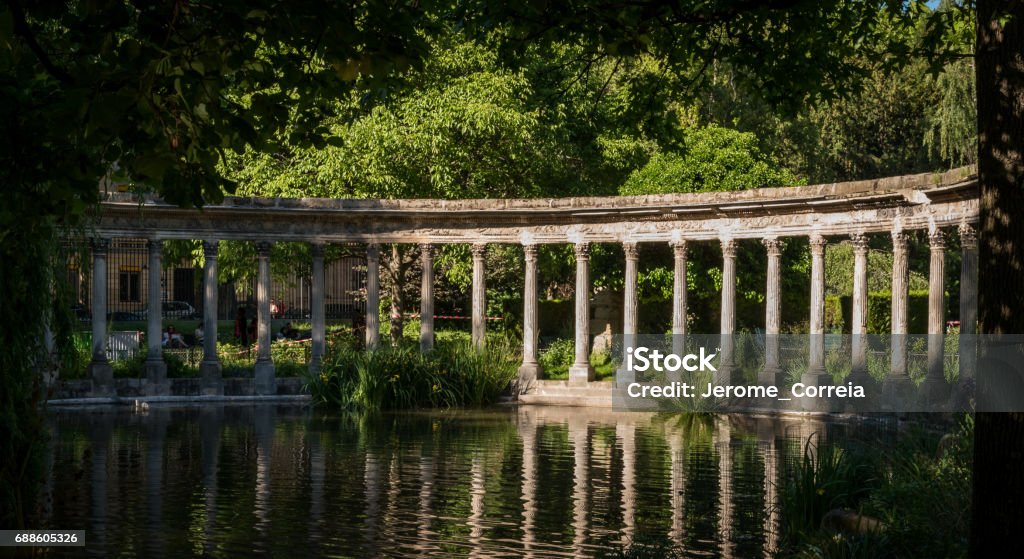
109, 311, 145, 322
71, 303, 90, 322
140, 301, 198, 319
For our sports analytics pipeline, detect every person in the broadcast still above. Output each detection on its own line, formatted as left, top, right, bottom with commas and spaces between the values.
270, 298, 280, 319
162, 325, 187, 348
194, 322, 205, 345
279, 322, 298, 340
249, 316, 258, 343
235, 307, 249, 346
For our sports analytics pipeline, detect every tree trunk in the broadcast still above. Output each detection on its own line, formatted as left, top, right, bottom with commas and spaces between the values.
972, 1, 1024, 556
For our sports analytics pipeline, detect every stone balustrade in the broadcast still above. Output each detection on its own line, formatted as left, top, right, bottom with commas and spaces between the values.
81, 168, 979, 397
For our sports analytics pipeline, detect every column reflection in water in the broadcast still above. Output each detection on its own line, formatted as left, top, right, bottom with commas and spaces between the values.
254, 406, 274, 540
200, 406, 222, 555
90, 415, 113, 554
668, 426, 685, 548
309, 427, 325, 542
145, 409, 168, 557
519, 411, 537, 558
617, 422, 636, 547
716, 419, 733, 559
763, 437, 780, 558
418, 446, 435, 554
363, 447, 383, 556
570, 418, 590, 556
468, 454, 486, 558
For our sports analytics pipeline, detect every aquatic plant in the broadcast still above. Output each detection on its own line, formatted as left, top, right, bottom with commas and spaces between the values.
305, 337, 520, 410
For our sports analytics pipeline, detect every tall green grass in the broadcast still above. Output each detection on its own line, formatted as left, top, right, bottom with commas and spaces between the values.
777, 417, 973, 558
305, 338, 520, 410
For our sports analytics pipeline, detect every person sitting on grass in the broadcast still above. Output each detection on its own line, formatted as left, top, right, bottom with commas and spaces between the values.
162, 325, 187, 348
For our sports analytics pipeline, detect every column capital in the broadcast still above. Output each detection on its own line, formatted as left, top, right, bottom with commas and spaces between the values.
809, 234, 827, 254
574, 242, 591, 260
90, 237, 110, 255
471, 243, 487, 259
255, 241, 273, 256
850, 232, 869, 252
929, 229, 946, 250
523, 243, 538, 261
959, 223, 978, 248
720, 238, 736, 258
147, 238, 162, 252
310, 242, 325, 258
366, 243, 380, 260
419, 243, 436, 257
762, 238, 785, 256
891, 230, 909, 251
670, 239, 688, 257
623, 242, 639, 260
202, 240, 218, 258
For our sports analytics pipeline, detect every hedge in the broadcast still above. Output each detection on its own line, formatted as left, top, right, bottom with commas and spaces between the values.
833, 290, 934, 334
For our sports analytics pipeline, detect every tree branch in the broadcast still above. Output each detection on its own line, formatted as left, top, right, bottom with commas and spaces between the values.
6, 0, 73, 84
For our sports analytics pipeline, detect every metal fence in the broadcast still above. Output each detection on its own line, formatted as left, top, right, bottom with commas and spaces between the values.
67, 239, 365, 324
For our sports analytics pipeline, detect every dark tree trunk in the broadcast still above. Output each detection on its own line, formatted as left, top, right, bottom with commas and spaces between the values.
971, 1, 1024, 556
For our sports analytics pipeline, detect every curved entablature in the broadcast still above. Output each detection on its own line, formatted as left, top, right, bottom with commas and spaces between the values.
95, 167, 978, 243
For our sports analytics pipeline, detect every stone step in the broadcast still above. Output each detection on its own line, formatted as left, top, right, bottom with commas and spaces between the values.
517, 380, 615, 407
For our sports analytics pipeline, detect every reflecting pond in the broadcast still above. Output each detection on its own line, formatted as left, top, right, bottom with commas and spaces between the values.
40, 404, 894, 557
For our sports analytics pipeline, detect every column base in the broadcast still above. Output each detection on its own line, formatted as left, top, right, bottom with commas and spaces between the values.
144, 359, 169, 396
615, 364, 636, 387
881, 376, 914, 410
308, 356, 322, 376
568, 364, 594, 386
254, 361, 276, 395
517, 362, 541, 389
800, 370, 834, 412
199, 361, 223, 396
88, 361, 115, 397
921, 376, 950, 404
758, 365, 785, 386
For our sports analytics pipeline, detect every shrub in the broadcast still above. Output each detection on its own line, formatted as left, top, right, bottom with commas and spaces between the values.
305, 336, 519, 410
539, 338, 575, 378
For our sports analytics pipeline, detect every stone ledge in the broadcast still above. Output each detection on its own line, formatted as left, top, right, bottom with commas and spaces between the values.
46, 376, 305, 400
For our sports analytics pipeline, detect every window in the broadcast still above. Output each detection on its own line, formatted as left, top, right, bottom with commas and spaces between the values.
119, 270, 141, 303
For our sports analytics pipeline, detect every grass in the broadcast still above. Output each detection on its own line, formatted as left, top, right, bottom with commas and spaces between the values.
777, 416, 973, 558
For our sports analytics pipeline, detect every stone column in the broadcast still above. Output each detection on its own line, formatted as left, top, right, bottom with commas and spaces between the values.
761, 238, 784, 384
959, 224, 978, 382
850, 233, 870, 381
88, 238, 114, 396
885, 231, 912, 400
420, 243, 436, 352
200, 240, 223, 395
569, 242, 595, 386
671, 241, 688, 357
310, 243, 325, 373
621, 242, 639, 383
519, 244, 541, 385
806, 234, 828, 380
471, 243, 487, 350
144, 239, 167, 394
924, 231, 948, 401
254, 241, 275, 395
719, 238, 737, 378
365, 244, 380, 350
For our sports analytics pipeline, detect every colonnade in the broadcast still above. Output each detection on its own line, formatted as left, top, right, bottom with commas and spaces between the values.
82, 220, 978, 396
